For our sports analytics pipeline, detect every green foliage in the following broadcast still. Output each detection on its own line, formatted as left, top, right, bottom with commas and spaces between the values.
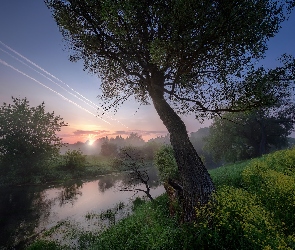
204, 109, 294, 163
132, 197, 146, 211
195, 186, 292, 249
194, 148, 295, 249
209, 160, 250, 188
125, 133, 145, 147
142, 141, 162, 161
27, 240, 63, 250
154, 145, 178, 182
0, 97, 67, 179
46, 0, 294, 118
91, 194, 193, 250
242, 148, 295, 234
190, 127, 222, 169
62, 149, 87, 170
100, 141, 118, 157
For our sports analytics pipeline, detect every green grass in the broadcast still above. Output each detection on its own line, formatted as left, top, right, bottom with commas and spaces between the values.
208, 159, 250, 188
28, 148, 295, 249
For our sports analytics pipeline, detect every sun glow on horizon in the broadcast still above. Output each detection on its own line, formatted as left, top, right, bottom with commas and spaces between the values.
88, 139, 95, 145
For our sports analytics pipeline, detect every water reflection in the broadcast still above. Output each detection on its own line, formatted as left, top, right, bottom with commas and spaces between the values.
0, 167, 164, 248
0, 185, 51, 248
98, 167, 160, 193
57, 181, 83, 206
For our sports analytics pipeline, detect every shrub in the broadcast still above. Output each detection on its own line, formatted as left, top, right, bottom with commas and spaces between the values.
154, 145, 178, 182
63, 149, 87, 170
0, 97, 66, 177
195, 186, 291, 249
242, 160, 295, 234
260, 148, 295, 177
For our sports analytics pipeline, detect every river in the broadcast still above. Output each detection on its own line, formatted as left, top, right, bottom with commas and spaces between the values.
0, 167, 164, 249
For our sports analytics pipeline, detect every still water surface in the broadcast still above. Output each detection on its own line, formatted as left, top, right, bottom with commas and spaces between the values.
0, 167, 164, 248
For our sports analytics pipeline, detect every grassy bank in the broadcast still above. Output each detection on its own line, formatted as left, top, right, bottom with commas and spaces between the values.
29, 148, 295, 249
0, 154, 153, 187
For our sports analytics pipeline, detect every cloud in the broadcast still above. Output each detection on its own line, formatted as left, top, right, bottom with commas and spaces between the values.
73, 130, 110, 136
115, 130, 128, 135
129, 130, 168, 136
114, 130, 168, 136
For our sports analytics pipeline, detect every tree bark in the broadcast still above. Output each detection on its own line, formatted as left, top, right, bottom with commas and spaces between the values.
147, 74, 215, 222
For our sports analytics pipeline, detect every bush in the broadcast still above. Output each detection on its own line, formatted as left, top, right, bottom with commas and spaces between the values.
100, 142, 118, 157
195, 186, 292, 249
0, 97, 66, 178
260, 148, 295, 177
242, 160, 295, 234
63, 149, 87, 170
154, 145, 178, 182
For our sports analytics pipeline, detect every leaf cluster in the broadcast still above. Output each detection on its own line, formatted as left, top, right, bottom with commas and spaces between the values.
46, 0, 295, 119
0, 97, 67, 175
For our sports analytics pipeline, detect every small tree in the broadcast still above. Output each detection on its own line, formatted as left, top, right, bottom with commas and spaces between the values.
0, 97, 67, 176
119, 149, 154, 201
63, 149, 87, 170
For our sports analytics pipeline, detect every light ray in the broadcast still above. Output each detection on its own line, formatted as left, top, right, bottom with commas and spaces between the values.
0, 41, 129, 128
0, 47, 99, 110
0, 40, 99, 108
0, 58, 111, 125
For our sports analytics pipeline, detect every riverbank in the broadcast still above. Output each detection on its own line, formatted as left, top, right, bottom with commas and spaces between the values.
28, 147, 295, 249
0, 166, 164, 248
0, 155, 154, 187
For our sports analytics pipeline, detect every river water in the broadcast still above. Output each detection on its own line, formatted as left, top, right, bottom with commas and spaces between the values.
0, 167, 164, 248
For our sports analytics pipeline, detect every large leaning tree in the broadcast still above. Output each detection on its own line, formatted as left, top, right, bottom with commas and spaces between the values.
46, 0, 295, 222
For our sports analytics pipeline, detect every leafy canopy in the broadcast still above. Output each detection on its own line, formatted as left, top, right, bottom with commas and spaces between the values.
46, 0, 295, 119
0, 97, 67, 175
204, 108, 294, 163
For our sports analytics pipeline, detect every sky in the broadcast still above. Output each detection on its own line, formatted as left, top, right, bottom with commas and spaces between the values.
0, 1, 295, 144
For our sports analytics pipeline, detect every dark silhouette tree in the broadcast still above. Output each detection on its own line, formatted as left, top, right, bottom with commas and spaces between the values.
0, 97, 67, 179
204, 106, 295, 163
125, 132, 145, 147
100, 141, 118, 157
119, 150, 154, 201
46, 0, 295, 222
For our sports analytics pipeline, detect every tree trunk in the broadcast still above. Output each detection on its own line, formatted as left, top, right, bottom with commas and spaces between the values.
148, 76, 215, 222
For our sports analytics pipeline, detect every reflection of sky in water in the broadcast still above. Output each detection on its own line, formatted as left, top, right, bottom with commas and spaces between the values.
0, 168, 164, 247
36, 171, 164, 233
